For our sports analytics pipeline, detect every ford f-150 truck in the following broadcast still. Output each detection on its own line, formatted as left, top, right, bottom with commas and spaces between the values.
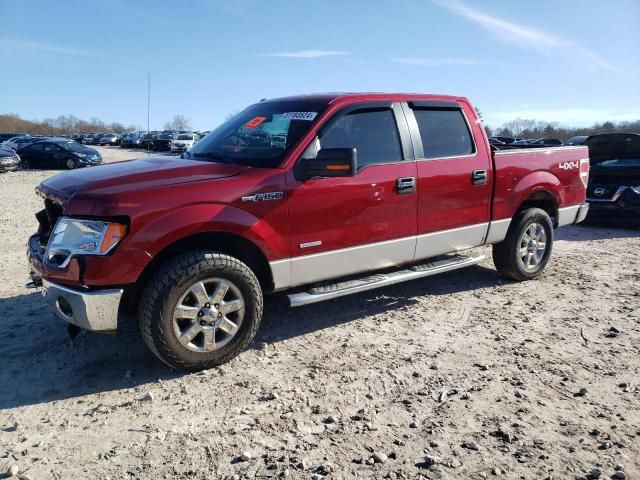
27, 93, 590, 371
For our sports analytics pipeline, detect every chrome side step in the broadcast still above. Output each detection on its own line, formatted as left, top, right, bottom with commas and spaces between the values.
288, 254, 485, 307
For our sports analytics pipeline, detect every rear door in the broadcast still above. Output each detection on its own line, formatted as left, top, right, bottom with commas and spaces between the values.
402, 100, 493, 260
286, 102, 418, 287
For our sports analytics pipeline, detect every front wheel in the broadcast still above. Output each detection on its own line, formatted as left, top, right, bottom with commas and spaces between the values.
65, 157, 77, 169
492, 208, 553, 281
139, 251, 263, 371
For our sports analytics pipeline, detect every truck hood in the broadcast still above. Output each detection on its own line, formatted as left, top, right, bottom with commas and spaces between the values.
38, 156, 247, 202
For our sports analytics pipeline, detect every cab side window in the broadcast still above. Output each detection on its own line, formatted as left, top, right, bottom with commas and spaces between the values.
412, 108, 475, 159
319, 108, 403, 168
28, 143, 44, 152
43, 143, 60, 152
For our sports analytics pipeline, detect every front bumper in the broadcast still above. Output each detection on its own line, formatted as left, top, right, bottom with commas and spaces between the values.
42, 279, 123, 332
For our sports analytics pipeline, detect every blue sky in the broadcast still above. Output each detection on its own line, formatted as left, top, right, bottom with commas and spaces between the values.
1, 0, 639, 130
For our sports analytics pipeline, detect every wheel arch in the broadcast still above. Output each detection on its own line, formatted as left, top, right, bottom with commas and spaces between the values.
516, 189, 559, 227
136, 231, 274, 295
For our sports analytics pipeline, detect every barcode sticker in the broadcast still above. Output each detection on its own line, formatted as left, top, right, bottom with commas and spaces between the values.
281, 112, 317, 121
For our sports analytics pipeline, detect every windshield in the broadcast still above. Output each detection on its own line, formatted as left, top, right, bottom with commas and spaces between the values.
187, 100, 327, 168
59, 141, 87, 152
177, 134, 193, 140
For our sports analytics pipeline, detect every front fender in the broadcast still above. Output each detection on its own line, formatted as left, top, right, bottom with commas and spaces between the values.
126, 203, 288, 262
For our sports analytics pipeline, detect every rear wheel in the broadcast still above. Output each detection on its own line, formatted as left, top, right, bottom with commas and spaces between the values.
492, 208, 553, 281
139, 251, 263, 371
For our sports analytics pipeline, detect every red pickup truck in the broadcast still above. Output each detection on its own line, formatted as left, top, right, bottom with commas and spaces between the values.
28, 93, 590, 370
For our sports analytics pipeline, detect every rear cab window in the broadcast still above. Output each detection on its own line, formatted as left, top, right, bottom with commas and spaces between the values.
409, 106, 475, 159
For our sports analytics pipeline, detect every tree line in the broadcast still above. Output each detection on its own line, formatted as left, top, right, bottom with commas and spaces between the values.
486, 118, 640, 140
0, 113, 193, 136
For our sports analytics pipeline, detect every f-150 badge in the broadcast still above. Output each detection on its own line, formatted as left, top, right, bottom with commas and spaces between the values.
241, 191, 284, 202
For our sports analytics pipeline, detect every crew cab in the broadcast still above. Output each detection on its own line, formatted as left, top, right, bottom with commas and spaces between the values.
27, 93, 590, 371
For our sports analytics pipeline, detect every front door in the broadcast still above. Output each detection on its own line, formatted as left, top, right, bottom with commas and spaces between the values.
402, 100, 493, 260
286, 103, 418, 287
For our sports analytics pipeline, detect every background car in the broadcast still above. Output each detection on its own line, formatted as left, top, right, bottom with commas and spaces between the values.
564, 135, 589, 146
82, 134, 98, 145
152, 131, 177, 151
0, 147, 21, 172
140, 131, 159, 149
0, 133, 27, 143
491, 136, 516, 144
585, 133, 640, 226
3, 135, 34, 150
19, 139, 102, 169
170, 132, 199, 152
98, 133, 118, 146
120, 132, 143, 148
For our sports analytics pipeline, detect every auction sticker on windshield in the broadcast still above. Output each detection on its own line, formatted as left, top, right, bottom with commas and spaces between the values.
281, 112, 318, 121
245, 116, 267, 129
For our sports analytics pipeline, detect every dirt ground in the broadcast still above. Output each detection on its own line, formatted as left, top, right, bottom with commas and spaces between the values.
0, 146, 638, 480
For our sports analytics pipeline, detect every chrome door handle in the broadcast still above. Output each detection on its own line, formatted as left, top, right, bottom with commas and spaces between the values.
396, 176, 416, 194
472, 169, 487, 185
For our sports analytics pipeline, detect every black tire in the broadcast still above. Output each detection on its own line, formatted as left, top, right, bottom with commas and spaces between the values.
21, 159, 30, 170
139, 251, 263, 371
492, 208, 553, 281
65, 157, 77, 170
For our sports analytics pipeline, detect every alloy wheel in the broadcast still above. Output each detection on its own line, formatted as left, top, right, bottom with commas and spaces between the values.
172, 277, 245, 353
517, 222, 547, 271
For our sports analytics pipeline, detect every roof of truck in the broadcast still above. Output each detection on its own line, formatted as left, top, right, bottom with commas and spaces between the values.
262, 92, 469, 105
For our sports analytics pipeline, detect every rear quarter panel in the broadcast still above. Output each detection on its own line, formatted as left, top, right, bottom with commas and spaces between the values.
492, 146, 588, 220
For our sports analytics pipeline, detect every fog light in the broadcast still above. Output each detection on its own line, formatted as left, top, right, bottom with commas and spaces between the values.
56, 297, 73, 318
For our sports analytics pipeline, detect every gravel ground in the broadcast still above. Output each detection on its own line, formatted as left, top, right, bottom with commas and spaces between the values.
0, 148, 638, 480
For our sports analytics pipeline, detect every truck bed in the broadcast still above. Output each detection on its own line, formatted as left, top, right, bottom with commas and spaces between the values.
491, 146, 589, 221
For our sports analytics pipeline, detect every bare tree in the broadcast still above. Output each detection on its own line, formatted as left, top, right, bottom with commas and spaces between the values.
165, 114, 192, 131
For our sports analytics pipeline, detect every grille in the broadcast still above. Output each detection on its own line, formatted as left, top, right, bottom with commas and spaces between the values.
43, 199, 63, 244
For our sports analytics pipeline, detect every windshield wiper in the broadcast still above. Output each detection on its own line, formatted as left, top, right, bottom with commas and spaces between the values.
192, 151, 235, 164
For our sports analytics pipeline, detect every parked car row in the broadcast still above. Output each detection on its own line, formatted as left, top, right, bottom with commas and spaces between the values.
488, 136, 564, 147
0, 135, 102, 170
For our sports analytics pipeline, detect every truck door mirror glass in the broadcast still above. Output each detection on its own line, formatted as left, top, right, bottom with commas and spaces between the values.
299, 148, 357, 180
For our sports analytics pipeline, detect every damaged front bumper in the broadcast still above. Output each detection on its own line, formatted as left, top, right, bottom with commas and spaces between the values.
28, 233, 123, 332
42, 279, 122, 332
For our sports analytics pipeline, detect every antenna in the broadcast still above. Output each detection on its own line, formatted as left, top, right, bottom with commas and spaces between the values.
146, 71, 151, 133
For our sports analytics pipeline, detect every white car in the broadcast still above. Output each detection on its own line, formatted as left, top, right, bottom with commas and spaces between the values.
171, 133, 199, 153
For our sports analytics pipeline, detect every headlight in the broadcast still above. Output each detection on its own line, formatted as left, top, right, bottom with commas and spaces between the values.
46, 217, 127, 267
75, 153, 88, 158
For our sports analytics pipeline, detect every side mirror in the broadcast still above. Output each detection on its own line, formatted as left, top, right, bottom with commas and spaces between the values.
299, 148, 357, 180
